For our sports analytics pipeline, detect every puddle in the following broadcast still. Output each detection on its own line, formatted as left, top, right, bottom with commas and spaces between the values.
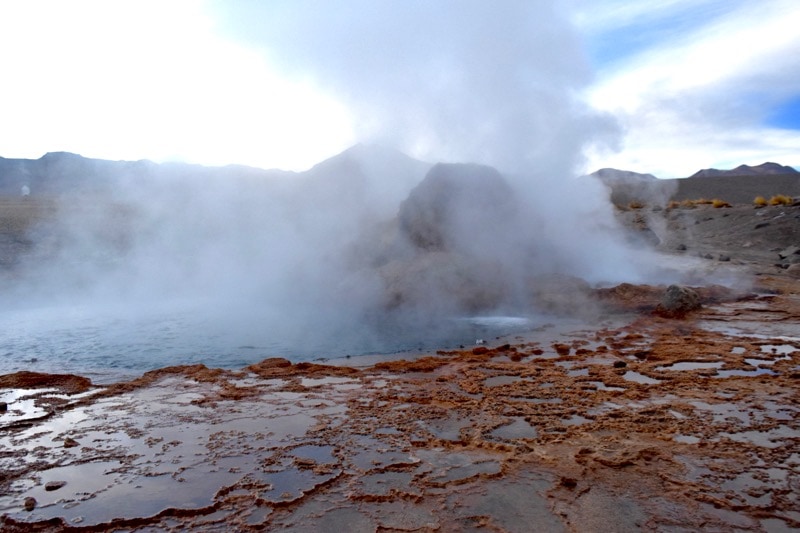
561, 414, 591, 426
655, 361, 723, 371
689, 401, 751, 425
759, 344, 798, 356
418, 414, 474, 442
744, 357, 788, 367
288, 445, 336, 465
259, 467, 340, 504
300, 377, 360, 388
483, 375, 524, 387
354, 471, 420, 498
623, 371, 661, 385
719, 427, 800, 448
415, 450, 502, 485
714, 368, 777, 378
585, 381, 626, 392
567, 368, 589, 377
489, 417, 538, 440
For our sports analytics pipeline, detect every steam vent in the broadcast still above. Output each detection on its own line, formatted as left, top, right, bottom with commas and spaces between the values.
2, 150, 800, 531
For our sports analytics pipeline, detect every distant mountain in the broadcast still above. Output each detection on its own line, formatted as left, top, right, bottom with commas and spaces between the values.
589, 168, 659, 182
0, 151, 300, 196
0, 145, 430, 201
689, 162, 798, 179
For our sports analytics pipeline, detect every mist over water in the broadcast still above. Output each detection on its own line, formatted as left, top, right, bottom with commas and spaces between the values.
1, 3, 691, 378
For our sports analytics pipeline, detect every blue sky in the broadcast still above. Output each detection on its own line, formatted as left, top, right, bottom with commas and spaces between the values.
0, 0, 798, 178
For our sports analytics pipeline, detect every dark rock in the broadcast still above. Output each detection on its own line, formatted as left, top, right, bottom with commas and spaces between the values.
676, 244, 687, 251
718, 255, 731, 262
24, 497, 36, 512
754, 222, 771, 229
655, 285, 701, 318
560, 477, 578, 489
778, 245, 800, 259
64, 437, 80, 448
553, 344, 571, 356
613, 361, 627, 368
397, 163, 516, 252
45, 480, 67, 491
0, 401, 7, 412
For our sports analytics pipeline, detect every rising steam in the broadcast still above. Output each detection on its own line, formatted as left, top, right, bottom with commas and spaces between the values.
0, 3, 698, 370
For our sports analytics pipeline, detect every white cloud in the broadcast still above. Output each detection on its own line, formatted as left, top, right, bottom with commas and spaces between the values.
0, 0, 355, 170
583, 0, 800, 177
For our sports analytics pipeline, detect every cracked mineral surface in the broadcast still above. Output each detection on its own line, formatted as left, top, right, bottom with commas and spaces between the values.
1, 272, 799, 532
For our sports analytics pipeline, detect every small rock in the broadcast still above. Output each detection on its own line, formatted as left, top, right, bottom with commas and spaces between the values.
560, 477, 578, 489
64, 437, 80, 448
45, 480, 67, 491
0, 401, 7, 412
676, 243, 687, 251
613, 361, 627, 368
24, 497, 36, 512
718, 255, 731, 262
754, 222, 771, 229
786, 264, 800, 279
778, 245, 800, 259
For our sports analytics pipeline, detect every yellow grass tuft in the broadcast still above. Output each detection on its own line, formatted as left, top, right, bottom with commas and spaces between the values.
628, 201, 644, 209
712, 198, 731, 208
667, 200, 680, 210
769, 194, 793, 206
680, 199, 697, 208
753, 196, 768, 207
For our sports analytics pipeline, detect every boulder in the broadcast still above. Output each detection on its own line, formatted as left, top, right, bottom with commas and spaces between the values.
397, 163, 516, 253
655, 285, 701, 318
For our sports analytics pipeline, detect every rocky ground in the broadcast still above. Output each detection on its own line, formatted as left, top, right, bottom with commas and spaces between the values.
618, 201, 800, 276
1, 195, 799, 531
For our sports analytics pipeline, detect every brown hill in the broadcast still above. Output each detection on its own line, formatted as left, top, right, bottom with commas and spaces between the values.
689, 162, 797, 178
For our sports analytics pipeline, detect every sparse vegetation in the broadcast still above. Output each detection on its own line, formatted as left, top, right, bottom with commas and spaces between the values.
753, 196, 768, 207
667, 200, 680, 210
696, 198, 713, 205
628, 200, 645, 209
712, 198, 731, 208
769, 194, 793, 206
680, 199, 697, 208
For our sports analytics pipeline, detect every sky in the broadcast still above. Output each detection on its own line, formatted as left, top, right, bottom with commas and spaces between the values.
0, 0, 798, 178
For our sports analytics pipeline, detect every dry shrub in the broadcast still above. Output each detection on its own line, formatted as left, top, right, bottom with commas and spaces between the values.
628, 200, 644, 209
680, 199, 697, 208
769, 194, 793, 206
696, 198, 713, 205
667, 200, 680, 210
712, 198, 731, 208
753, 196, 768, 207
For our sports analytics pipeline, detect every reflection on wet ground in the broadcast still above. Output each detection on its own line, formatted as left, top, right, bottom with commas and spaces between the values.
1, 276, 800, 531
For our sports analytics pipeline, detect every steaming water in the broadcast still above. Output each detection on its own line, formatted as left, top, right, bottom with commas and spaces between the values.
0, 301, 536, 384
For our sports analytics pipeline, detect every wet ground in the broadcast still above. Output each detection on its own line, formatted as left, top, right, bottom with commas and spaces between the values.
1, 274, 799, 531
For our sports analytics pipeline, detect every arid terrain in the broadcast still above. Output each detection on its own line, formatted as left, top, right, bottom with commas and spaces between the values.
1, 165, 800, 531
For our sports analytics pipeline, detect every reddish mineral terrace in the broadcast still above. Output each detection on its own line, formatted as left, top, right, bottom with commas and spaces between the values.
1, 276, 799, 532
